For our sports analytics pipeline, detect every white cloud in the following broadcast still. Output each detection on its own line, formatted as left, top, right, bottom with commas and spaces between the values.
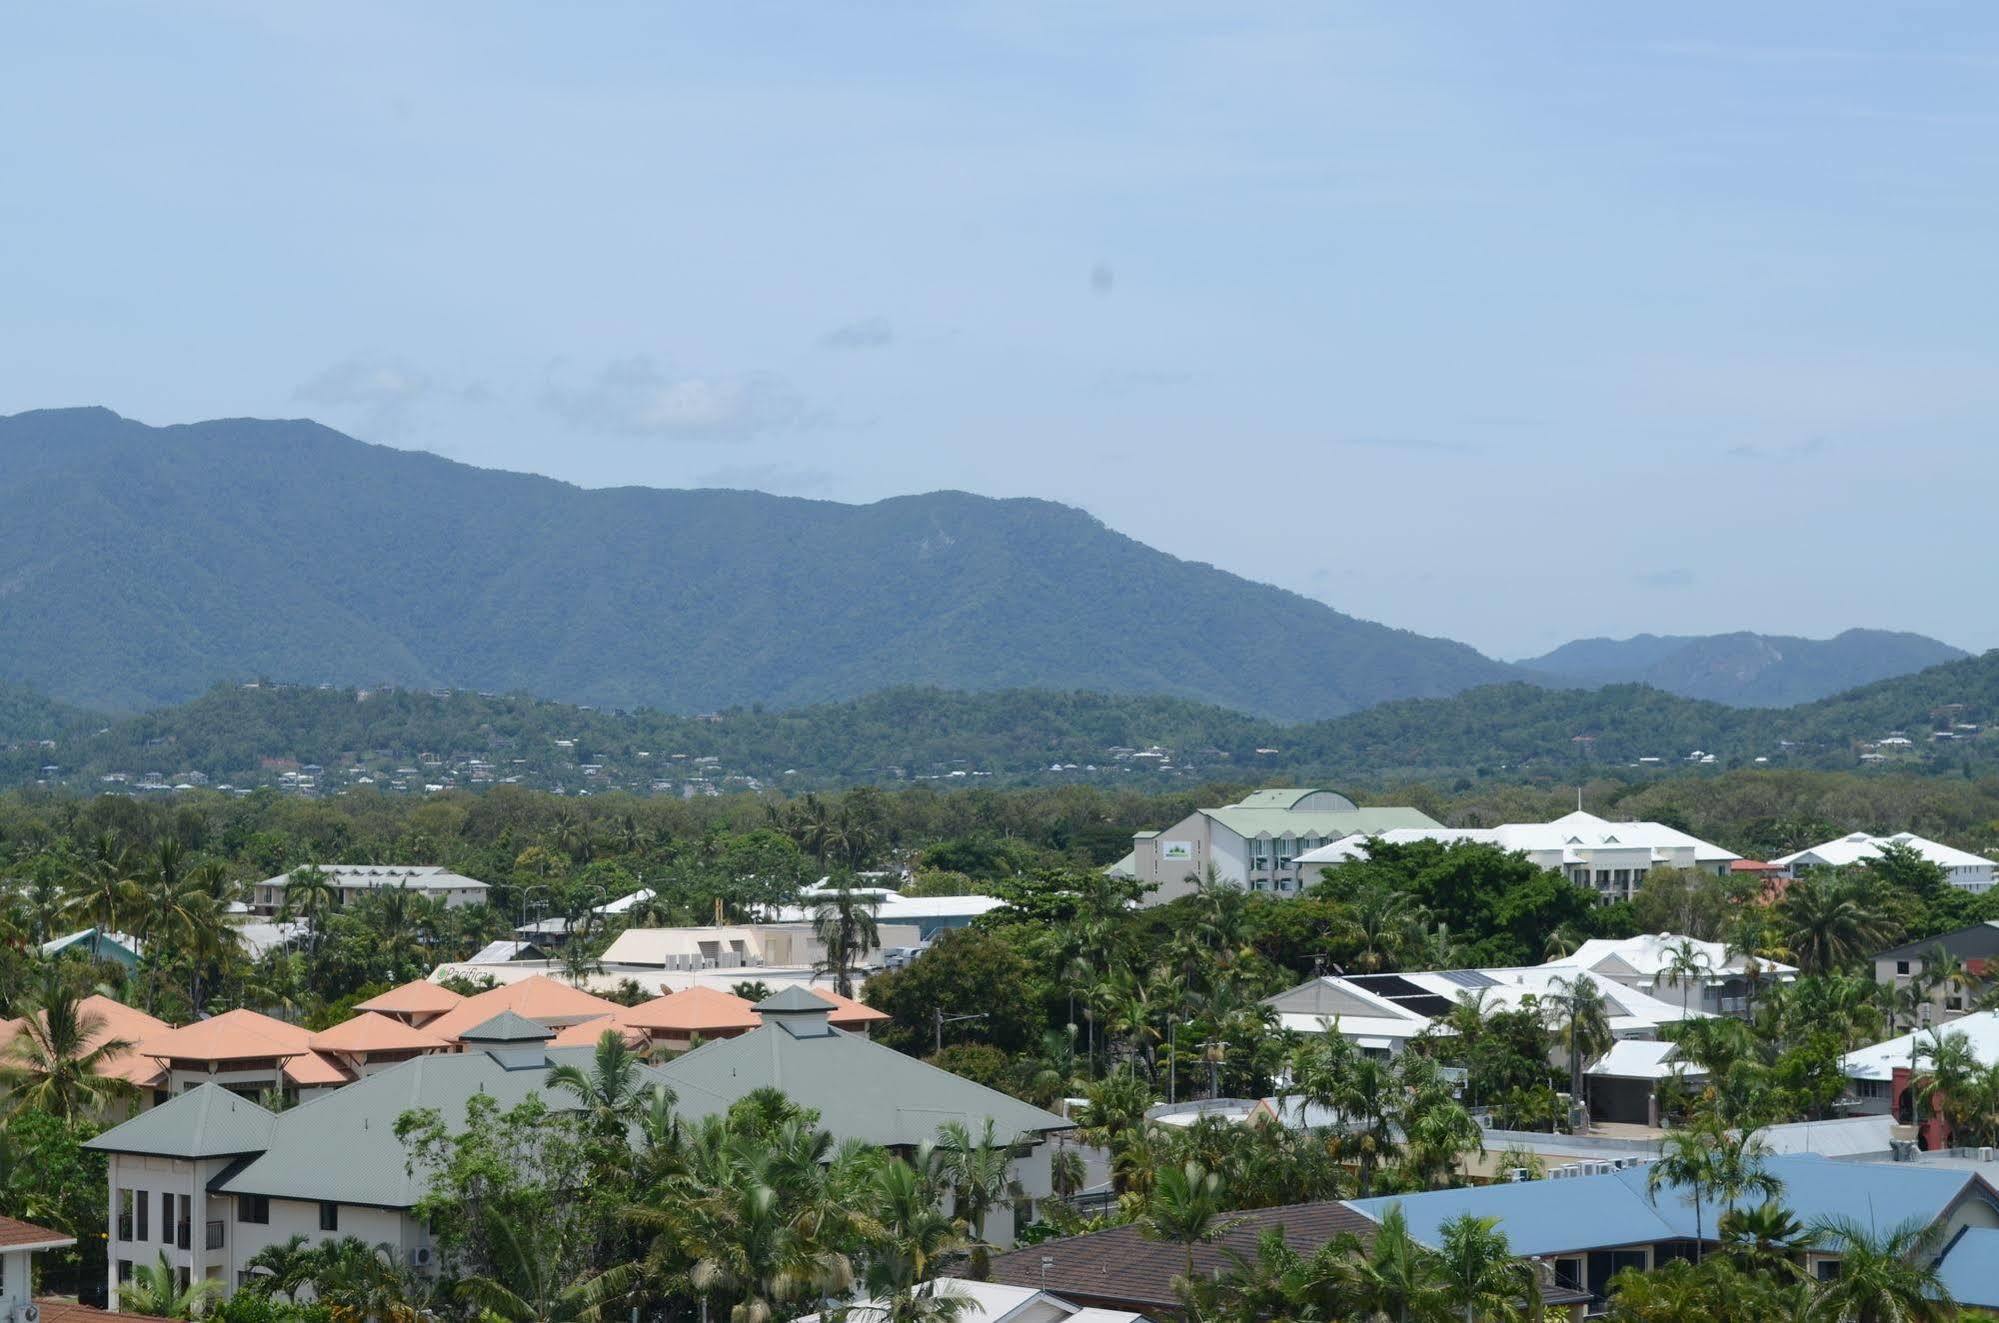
542, 357, 813, 441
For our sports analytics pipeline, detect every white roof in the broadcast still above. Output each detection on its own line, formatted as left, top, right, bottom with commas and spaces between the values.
1758, 1114, 1897, 1158
1271, 966, 1703, 1043
232, 921, 305, 959
1843, 1010, 1999, 1083
1587, 1039, 1697, 1080
1551, 934, 1797, 985
773, 893, 1007, 923
1295, 810, 1738, 867
796, 1281, 1144, 1323
260, 865, 489, 892
1774, 832, 1996, 872
467, 938, 542, 964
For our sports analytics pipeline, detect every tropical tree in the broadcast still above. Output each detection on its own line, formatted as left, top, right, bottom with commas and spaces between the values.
1662, 938, 1711, 1020
1538, 973, 1613, 1132
935, 1119, 1024, 1277
1, 964, 135, 1121
1809, 1214, 1954, 1323
456, 1214, 636, 1323
123, 1250, 222, 1318
1717, 1200, 1814, 1279
1436, 1213, 1537, 1323
1779, 874, 1893, 976
813, 879, 882, 999
546, 1030, 651, 1136
1137, 1160, 1241, 1284
241, 1234, 319, 1302
1342, 1205, 1450, 1323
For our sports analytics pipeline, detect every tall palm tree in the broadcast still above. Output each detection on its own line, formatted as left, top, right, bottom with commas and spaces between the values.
123, 1251, 223, 1319
812, 879, 882, 999
313, 1236, 424, 1323
241, 1234, 320, 1302
546, 1030, 652, 1134
456, 1215, 636, 1323
2, 964, 136, 1121
1809, 1215, 1954, 1323
857, 1156, 970, 1301
1138, 1160, 1240, 1285
1344, 1205, 1449, 1323
280, 865, 339, 962
1662, 938, 1711, 1020
1539, 973, 1613, 1131
64, 832, 136, 964
1436, 1212, 1536, 1323
1779, 874, 1893, 975
934, 1119, 1024, 1278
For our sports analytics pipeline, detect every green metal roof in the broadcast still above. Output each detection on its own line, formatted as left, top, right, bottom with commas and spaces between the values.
1233, 789, 1337, 810
458, 1010, 555, 1043
1203, 806, 1442, 839
658, 1025, 1070, 1148
86, 1083, 276, 1160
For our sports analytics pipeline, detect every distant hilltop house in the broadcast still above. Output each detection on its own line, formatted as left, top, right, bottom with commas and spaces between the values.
249, 865, 490, 914
1124, 789, 1443, 904
1773, 831, 1997, 894
1292, 810, 1739, 904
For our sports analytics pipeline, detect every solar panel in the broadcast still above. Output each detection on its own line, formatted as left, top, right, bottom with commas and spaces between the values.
1436, 969, 1498, 989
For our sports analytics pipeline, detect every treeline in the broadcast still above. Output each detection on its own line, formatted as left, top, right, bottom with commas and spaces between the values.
4, 648, 1999, 793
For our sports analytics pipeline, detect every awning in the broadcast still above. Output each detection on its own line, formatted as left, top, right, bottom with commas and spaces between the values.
1356, 1037, 1393, 1051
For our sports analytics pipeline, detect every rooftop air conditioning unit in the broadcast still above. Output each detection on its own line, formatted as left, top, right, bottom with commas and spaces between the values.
1982, 1148, 1996, 1163
1507, 1168, 1531, 1183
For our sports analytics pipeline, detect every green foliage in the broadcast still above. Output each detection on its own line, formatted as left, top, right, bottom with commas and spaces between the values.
865, 928, 1045, 1055
1526, 629, 1967, 707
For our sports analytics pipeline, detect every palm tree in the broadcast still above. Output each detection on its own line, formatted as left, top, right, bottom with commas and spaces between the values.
1345, 1205, 1449, 1323
1718, 1201, 1814, 1279
812, 879, 882, 999
1436, 1212, 1536, 1323
1138, 1160, 1241, 1284
64, 833, 139, 965
1662, 938, 1711, 1019
1647, 1126, 1719, 1262
935, 1119, 1023, 1278
1809, 1214, 1954, 1323
242, 1234, 320, 1302
280, 865, 339, 960
124, 1250, 222, 1318
860, 1154, 969, 1291
2, 964, 136, 1121
546, 1030, 652, 1134
1539, 973, 1613, 1132
1050, 1146, 1087, 1203
456, 1215, 636, 1323
313, 1236, 423, 1323
1779, 874, 1893, 975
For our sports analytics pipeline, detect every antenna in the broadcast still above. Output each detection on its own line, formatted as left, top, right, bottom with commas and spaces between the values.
1577, 786, 1584, 812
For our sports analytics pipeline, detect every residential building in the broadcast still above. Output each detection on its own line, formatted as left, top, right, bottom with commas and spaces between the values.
305, 1014, 451, 1078
800, 1279, 1147, 1323
249, 865, 490, 915
1774, 831, 1997, 893
1294, 811, 1740, 904
774, 883, 1007, 940
1583, 1040, 1704, 1128
418, 974, 624, 1042
1872, 922, 1999, 1024
1541, 934, 1797, 1016
352, 980, 465, 1030
558, 985, 889, 1053
0, 1213, 125, 1323
982, 1200, 1588, 1319
40, 929, 143, 970
1842, 1009, 1999, 1144
136, 1010, 349, 1104
1345, 1155, 1999, 1315
598, 922, 923, 973
87, 989, 1069, 1309
1265, 966, 1702, 1059
1128, 789, 1444, 904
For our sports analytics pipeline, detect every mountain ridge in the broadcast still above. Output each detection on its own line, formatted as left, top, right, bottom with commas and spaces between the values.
1521, 628, 1967, 707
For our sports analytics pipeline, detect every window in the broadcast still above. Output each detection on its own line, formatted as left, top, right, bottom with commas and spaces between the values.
1897, 961, 1911, 976
136, 1189, 150, 1242
319, 1202, 340, 1232
118, 1261, 134, 1284
118, 1190, 135, 1242
1815, 1259, 1842, 1282
238, 1195, 270, 1225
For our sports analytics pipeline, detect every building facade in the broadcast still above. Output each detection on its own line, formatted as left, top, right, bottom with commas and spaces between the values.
250, 866, 490, 915
1128, 789, 1444, 904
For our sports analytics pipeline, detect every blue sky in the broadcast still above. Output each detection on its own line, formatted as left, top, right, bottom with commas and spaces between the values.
4, 3, 1996, 659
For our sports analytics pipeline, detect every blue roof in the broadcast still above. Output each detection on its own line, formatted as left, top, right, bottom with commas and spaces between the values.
1345, 1157, 1988, 1257
1938, 1227, 1999, 1308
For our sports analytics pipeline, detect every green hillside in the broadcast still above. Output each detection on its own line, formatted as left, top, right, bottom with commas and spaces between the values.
1524, 628, 1968, 706
0, 407, 1518, 720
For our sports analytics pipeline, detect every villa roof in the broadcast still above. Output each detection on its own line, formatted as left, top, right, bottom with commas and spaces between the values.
548, 1016, 650, 1049
85, 1082, 277, 1160
0, 994, 173, 1088
136, 1008, 348, 1087
620, 987, 762, 1034
355, 980, 465, 1016
0, 1214, 74, 1251
308, 1012, 449, 1055
422, 975, 622, 1040
805, 987, 892, 1026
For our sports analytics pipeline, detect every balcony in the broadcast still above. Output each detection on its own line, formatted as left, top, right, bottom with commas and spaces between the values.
206, 1220, 225, 1252
175, 1221, 191, 1251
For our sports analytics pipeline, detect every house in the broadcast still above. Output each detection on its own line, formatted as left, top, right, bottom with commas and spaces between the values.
598, 922, 924, 973
1541, 934, 1797, 1016
1264, 966, 1702, 1059
1128, 789, 1444, 904
799, 1279, 1147, 1323
1774, 832, 1997, 894
40, 929, 143, 970
352, 979, 465, 1030
981, 1200, 1589, 1319
136, 1009, 350, 1104
87, 990, 1069, 1308
305, 1014, 451, 1078
418, 974, 624, 1042
249, 865, 491, 915
1842, 1009, 1999, 1144
0, 1213, 137, 1323
1584, 1040, 1705, 1128
1294, 811, 1740, 904
1874, 922, 1999, 1025
555, 985, 891, 1054
1345, 1154, 1999, 1315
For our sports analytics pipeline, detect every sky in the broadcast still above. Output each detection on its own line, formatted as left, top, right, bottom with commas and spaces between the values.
4, 3, 1997, 661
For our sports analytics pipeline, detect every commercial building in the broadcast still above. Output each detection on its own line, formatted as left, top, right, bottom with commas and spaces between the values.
249, 865, 490, 915
1127, 789, 1443, 904
1774, 831, 1997, 893
1294, 810, 1739, 904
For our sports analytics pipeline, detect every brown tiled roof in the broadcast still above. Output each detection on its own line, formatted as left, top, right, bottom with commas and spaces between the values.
424, 975, 622, 1041
37, 1301, 152, 1323
803, 988, 892, 1027
982, 1201, 1378, 1311
0, 1215, 74, 1249
308, 1012, 449, 1055
0, 996, 174, 1089
621, 987, 761, 1034
355, 980, 465, 1016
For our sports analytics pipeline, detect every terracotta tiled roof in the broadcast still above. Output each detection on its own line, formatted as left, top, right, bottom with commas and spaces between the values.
0, 1215, 73, 1249
308, 1012, 449, 1055
621, 987, 762, 1034
355, 980, 465, 1016
37, 1301, 152, 1323
0, 995, 173, 1089
423, 975, 623, 1041
549, 1015, 650, 1049
140, 1008, 349, 1088
802, 988, 892, 1027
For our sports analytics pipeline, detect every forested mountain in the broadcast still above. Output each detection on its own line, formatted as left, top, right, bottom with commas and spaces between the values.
0, 407, 1520, 720
7, 650, 1995, 794
1523, 628, 1967, 706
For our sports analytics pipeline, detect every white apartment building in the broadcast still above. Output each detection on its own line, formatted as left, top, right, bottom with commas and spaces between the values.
1774, 832, 1997, 894
250, 865, 490, 914
1127, 789, 1444, 905
1293, 810, 1740, 904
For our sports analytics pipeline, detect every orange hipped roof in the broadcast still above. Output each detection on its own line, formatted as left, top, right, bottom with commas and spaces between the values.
424, 975, 623, 1041
309, 1012, 449, 1055
0, 995, 174, 1089
621, 987, 762, 1034
549, 1015, 651, 1049
804, 988, 892, 1026
355, 980, 465, 1016
141, 1008, 349, 1087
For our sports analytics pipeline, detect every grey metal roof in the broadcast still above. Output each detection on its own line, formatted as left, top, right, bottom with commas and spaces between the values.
211, 1046, 665, 1208
657, 1023, 1069, 1148
458, 1010, 555, 1043
755, 986, 833, 1014
86, 1083, 276, 1159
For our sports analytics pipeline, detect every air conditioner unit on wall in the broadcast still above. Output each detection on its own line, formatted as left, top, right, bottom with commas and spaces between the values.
409, 1246, 433, 1268
17, 1303, 43, 1323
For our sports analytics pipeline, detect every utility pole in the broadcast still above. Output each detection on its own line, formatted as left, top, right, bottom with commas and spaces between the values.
935, 1008, 988, 1055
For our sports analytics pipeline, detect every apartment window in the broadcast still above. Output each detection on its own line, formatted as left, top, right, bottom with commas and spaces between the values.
237, 1195, 270, 1225
1595, 870, 1611, 887
118, 1261, 134, 1284
1897, 961, 1911, 976
1815, 1260, 1842, 1283
136, 1189, 150, 1242
1948, 996, 1965, 1011
319, 1202, 340, 1232
118, 1190, 135, 1242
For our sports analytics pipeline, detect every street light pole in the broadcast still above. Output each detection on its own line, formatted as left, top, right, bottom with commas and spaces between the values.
935, 1009, 988, 1055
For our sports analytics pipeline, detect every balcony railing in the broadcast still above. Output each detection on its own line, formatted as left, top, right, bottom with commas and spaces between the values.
206, 1220, 225, 1251
175, 1221, 191, 1251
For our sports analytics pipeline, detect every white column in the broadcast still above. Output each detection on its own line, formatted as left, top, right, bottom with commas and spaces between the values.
105, 1167, 120, 1312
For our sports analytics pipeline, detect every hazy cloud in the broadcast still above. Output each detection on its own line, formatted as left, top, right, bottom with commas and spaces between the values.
818, 317, 894, 350
1634, 567, 1697, 589
1727, 437, 1831, 462
542, 357, 813, 441
294, 356, 434, 434
1090, 261, 1115, 295
694, 462, 836, 496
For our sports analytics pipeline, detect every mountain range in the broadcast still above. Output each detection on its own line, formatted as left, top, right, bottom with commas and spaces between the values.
0, 407, 1970, 720
1521, 630, 1968, 707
